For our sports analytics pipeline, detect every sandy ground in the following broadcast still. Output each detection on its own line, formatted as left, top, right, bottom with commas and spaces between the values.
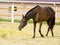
0, 22, 60, 45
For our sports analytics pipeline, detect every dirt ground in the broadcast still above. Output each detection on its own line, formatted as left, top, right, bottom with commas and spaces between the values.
0, 22, 60, 45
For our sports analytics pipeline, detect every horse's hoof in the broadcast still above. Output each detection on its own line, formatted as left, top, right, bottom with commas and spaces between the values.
46, 34, 48, 36
41, 35, 44, 37
52, 35, 54, 37
32, 36, 35, 38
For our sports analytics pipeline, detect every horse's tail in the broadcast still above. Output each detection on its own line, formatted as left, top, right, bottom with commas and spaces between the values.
51, 16, 55, 28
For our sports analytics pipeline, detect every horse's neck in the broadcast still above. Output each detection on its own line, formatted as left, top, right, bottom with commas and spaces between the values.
25, 6, 41, 20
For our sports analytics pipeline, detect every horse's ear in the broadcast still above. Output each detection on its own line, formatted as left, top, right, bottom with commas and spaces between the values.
22, 15, 24, 18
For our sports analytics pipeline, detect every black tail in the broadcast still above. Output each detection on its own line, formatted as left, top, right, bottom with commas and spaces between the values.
51, 16, 55, 27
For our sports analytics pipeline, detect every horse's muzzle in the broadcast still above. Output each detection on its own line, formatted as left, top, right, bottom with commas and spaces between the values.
18, 27, 21, 31
19, 28, 21, 31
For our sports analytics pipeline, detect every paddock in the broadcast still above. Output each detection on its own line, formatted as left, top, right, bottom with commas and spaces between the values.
0, 22, 60, 45
0, 1, 60, 45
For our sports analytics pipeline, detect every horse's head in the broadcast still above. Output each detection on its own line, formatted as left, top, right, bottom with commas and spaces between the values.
18, 15, 27, 31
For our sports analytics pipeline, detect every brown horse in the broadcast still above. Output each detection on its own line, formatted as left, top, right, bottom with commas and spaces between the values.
18, 5, 55, 38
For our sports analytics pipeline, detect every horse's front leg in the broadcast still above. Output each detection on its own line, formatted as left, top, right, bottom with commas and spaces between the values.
33, 21, 36, 38
39, 22, 44, 37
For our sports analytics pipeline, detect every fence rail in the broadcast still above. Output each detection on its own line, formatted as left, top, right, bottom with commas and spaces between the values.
0, 8, 60, 12
0, 14, 22, 17
0, 14, 60, 20
0, 7, 60, 23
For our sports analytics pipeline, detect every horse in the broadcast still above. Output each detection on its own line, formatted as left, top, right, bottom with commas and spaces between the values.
18, 5, 55, 38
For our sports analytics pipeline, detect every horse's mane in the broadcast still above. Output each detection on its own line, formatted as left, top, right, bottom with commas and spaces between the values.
24, 5, 39, 20
25, 5, 39, 16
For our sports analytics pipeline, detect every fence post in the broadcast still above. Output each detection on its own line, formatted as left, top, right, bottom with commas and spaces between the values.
11, 4, 14, 23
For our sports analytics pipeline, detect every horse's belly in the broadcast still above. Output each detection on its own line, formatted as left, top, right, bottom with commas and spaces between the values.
41, 16, 50, 21
34, 16, 49, 22
34, 13, 51, 22
40, 14, 51, 21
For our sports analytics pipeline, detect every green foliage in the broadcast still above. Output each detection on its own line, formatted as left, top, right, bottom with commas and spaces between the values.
0, 18, 60, 25
55, 22, 60, 25
0, 18, 11, 22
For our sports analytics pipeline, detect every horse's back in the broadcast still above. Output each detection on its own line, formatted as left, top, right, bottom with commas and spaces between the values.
34, 6, 55, 21
41, 7, 55, 18
45, 7, 55, 16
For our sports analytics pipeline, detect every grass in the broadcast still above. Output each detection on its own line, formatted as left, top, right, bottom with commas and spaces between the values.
0, 18, 19, 23
0, 18, 11, 22
55, 22, 60, 25
0, 18, 60, 25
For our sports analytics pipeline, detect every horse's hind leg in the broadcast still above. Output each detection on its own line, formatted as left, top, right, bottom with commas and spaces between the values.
46, 20, 50, 36
50, 26, 54, 37
46, 21, 54, 37
46, 26, 54, 37
50, 17, 55, 37
46, 27, 50, 36
39, 22, 44, 37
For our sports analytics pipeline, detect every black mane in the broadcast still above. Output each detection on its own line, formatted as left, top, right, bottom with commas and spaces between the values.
25, 5, 39, 16
25, 5, 39, 20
